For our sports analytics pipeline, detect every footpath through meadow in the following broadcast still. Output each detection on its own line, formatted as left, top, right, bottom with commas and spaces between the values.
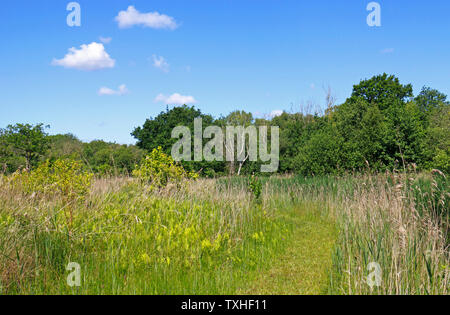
240, 207, 337, 295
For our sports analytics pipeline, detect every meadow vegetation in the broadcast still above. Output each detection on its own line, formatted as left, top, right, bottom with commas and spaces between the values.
0, 161, 296, 294
0, 159, 447, 294
0, 74, 448, 295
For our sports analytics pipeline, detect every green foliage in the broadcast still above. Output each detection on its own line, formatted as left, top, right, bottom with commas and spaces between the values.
350, 73, 413, 110
0, 123, 49, 171
11, 159, 93, 200
248, 175, 262, 202
415, 86, 448, 113
3, 173, 446, 294
132, 105, 222, 176
82, 140, 145, 175
424, 103, 450, 173
287, 74, 448, 175
293, 124, 344, 175
43, 135, 145, 175
410, 172, 449, 225
433, 150, 450, 174
329, 74, 426, 172
132, 147, 198, 189
222, 110, 254, 127
0, 175, 293, 294
45, 134, 83, 161
271, 113, 314, 172
0, 130, 145, 176
1, 74, 448, 178
126, 75, 447, 177
132, 105, 214, 154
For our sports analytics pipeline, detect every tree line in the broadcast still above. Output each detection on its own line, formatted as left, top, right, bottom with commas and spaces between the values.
1, 74, 449, 176
0, 129, 145, 175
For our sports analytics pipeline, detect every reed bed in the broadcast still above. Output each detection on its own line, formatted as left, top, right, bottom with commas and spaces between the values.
0, 171, 448, 295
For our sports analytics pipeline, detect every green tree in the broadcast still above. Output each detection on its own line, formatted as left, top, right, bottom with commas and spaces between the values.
82, 140, 145, 175
272, 112, 318, 173
292, 124, 343, 176
46, 134, 83, 162
223, 110, 254, 126
350, 73, 413, 110
331, 74, 422, 171
0, 123, 49, 171
425, 103, 450, 173
132, 105, 214, 154
132, 105, 223, 176
415, 86, 448, 113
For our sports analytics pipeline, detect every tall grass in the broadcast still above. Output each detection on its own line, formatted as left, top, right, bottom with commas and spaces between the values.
219, 172, 449, 294
0, 176, 296, 294
0, 171, 448, 295
326, 171, 449, 294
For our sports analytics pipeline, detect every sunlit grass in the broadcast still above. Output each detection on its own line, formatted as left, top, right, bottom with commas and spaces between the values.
0, 177, 296, 294
0, 171, 448, 295
239, 203, 337, 295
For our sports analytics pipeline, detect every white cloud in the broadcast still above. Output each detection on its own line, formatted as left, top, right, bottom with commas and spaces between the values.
99, 36, 112, 44
115, 6, 178, 30
154, 93, 197, 105
52, 42, 115, 71
253, 111, 263, 118
269, 110, 283, 118
310, 83, 316, 90
381, 48, 395, 54
152, 55, 170, 72
98, 84, 129, 96
253, 110, 284, 119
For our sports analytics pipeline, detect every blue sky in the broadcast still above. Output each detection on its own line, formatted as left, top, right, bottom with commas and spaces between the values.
1, 0, 449, 144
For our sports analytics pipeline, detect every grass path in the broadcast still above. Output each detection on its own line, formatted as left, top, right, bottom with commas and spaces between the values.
240, 207, 337, 295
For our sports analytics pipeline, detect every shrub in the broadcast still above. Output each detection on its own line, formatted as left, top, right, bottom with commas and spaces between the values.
433, 149, 450, 175
132, 147, 197, 189
11, 159, 93, 200
248, 175, 262, 203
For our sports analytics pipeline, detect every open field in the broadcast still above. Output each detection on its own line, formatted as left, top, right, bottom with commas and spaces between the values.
0, 171, 448, 295
1, 0, 450, 299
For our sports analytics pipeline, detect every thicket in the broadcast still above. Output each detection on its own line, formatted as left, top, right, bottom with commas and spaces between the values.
1, 74, 449, 177
132, 74, 449, 176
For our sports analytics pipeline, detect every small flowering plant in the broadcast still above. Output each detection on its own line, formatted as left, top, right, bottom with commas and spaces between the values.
10, 159, 92, 200
132, 147, 197, 190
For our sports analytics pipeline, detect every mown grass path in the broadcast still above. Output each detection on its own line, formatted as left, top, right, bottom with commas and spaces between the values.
240, 207, 337, 295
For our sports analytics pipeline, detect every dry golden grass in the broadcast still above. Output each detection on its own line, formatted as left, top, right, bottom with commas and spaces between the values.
326, 172, 449, 294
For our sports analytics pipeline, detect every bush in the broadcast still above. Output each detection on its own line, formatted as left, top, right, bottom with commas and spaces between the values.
11, 159, 93, 200
433, 149, 450, 175
248, 175, 262, 203
132, 147, 197, 190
